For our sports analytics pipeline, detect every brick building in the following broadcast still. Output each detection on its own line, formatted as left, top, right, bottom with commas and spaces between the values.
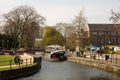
89, 24, 120, 47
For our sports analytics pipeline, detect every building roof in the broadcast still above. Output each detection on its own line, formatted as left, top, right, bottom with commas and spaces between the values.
88, 24, 120, 31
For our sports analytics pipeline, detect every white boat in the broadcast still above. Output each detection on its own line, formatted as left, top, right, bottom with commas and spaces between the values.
45, 50, 67, 61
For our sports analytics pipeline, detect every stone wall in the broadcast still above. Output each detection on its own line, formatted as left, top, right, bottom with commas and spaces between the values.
67, 57, 120, 75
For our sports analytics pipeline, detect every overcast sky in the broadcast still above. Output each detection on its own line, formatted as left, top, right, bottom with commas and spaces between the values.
0, 0, 120, 25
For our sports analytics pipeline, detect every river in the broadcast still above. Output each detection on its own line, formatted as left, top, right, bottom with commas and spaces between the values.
16, 60, 120, 80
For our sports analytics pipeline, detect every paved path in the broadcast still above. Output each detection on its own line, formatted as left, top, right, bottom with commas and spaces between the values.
20, 53, 34, 64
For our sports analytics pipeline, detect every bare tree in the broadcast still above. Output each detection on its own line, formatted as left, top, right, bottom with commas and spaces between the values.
55, 22, 76, 50
73, 9, 87, 52
24, 21, 40, 48
109, 9, 120, 23
2, 5, 45, 48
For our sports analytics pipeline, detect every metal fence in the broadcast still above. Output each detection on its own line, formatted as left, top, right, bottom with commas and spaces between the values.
83, 51, 120, 67
67, 51, 120, 67
0, 58, 34, 69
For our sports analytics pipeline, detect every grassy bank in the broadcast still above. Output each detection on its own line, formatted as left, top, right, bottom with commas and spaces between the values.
0, 55, 14, 66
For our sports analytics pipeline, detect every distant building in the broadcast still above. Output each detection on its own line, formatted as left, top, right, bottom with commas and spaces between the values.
76, 24, 120, 51
89, 24, 120, 46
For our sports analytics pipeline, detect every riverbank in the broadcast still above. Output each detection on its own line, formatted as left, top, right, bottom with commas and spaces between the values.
67, 57, 120, 76
0, 53, 42, 80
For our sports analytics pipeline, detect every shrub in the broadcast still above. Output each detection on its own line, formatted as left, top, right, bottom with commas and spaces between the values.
0, 52, 5, 55
104, 46, 111, 54
111, 51, 116, 54
84, 46, 89, 52
115, 51, 120, 54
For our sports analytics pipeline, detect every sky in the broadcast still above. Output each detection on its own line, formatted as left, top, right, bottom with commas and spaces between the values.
0, 0, 120, 25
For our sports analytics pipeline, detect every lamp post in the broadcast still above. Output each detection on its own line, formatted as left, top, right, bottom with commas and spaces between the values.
90, 44, 92, 59
108, 40, 113, 63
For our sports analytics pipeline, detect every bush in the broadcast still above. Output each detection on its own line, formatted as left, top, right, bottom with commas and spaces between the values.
115, 51, 120, 54
104, 46, 111, 54
111, 51, 116, 54
84, 46, 90, 51
0, 52, 5, 55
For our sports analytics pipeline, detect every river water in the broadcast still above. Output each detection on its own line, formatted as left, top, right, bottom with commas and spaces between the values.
16, 60, 120, 80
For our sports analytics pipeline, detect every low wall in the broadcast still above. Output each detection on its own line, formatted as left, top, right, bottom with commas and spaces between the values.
0, 57, 42, 80
67, 57, 120, 75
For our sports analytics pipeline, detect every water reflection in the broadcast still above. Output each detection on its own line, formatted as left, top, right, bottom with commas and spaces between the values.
16, 60, 120, 80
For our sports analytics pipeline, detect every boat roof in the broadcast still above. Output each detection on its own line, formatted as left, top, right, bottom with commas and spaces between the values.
50, 50, 65, 55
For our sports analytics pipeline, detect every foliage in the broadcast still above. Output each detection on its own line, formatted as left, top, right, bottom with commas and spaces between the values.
104, 46, 111, 54
43, 26, 65, 46
0, 33, 17, 49
66, 37, 76, 51
84, 46, 90, 51
111, 51, 116, 54
0, 52, 4, 55
114, 51, 120, 54
2, 5, 45, 48
55, 22, 76, 50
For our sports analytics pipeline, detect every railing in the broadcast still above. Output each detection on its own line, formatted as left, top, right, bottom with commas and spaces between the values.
67, 51, 120, 66
0, 57, 42, 80
86, 52, 120, 65
0, 58, 34, 69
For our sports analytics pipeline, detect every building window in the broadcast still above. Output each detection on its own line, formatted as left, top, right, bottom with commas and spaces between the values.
105, 39, 109, 44
92, 32, 97, 35
92, 38, 97, 44
118, 32, 120, 35
105, 32, 110, 35
98, 32, 104, 36
118, 37, 120, 44
111, 32, 116, 36
111, 38, 116, 44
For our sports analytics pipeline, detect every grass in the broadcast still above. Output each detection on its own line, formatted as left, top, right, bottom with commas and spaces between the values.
0, 55, 13, 61
0, 55, 36, 71
0, 55, 14, 66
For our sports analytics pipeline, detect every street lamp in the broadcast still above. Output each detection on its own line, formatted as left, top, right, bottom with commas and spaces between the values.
108, 40, 113, 63
90, 44, 92, 59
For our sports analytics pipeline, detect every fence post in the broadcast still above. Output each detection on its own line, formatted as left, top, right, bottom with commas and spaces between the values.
26, 59, 27, 67
111, 54, 112, 63
10, 60, 12, 69
116, 54, 117, 64
30, 58, 31, 65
